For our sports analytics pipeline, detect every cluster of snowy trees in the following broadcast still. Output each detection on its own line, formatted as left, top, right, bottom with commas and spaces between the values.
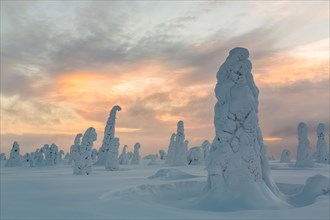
278, 122, 329, 166
3, 141, 65, 167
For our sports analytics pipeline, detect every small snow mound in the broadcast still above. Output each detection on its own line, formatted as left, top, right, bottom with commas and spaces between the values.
148, 168, 198, 180
288, 174, 330, 207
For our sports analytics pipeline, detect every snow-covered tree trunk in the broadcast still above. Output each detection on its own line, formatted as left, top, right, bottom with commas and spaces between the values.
105, 137, 120, 170
315, 123, 329, 164
296, 122, 314, 167
202, 47, 285, 210
165, 133, 176, 165
73, 127, 97, 175
5, 141, 22, 167
280, 149, 291, 163
119, 145, 129, 165
96, 105, 121, 165
172, 121, 188, 166
131, 143, 141, 165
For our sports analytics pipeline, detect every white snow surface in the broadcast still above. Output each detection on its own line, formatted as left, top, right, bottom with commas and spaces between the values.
1, 160, 329, 219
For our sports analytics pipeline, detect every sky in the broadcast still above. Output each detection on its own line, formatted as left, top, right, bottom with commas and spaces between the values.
1, 1, 329, 158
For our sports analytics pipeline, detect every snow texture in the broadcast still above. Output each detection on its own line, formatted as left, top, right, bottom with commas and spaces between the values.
148, 168, 199, 180
118, 145, 129, 165
203, 47, 285, 210
91, 149, 98, 160
5, 141, 22, 167
165, 133, 176, 165
105, 137, 120, 171
280, 149, 291, 163
296, 122, 314, 168
315, 123, 329, 164
187, 147, 204, 165
131, 143, 141, 165
73, 128, 97, 175
96, 105, 121, 165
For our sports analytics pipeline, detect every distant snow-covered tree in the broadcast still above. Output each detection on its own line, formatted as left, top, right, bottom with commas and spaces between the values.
315, 123, 329, 164
280, 149, 291, 163
187, 146, 204, 165
96, 105, 121, 165
73, 127, 97, 175
5, 141, 22, 167
165, 133, 176, 165
172, 121, 188, 166
0, 153, 6, 161
296, 122, 314, 167
131, 143, 141, 165
119, 145, 129, 165
159, 150, 166, 160
105, 137, 120, 171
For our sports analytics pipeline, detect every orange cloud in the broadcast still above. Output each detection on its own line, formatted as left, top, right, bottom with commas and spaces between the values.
264, 137, 282, 141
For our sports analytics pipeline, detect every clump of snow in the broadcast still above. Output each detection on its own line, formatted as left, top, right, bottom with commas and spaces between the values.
73, 127, 97, 175
5, 141, 22, 167
105, 137, 120, 171
131, 143, 141, 165
296, 122, 314, 167
96, 105, 121, 165
118, 145, 129, 165
148, 168, 198, 180
187, 147, 204, 165
280, 149, 291, 163
202, 47, 286, 211
315, 123, 329, 164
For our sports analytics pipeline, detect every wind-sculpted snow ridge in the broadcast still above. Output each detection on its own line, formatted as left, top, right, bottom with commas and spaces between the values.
96, 105, 121, 165
280, 149, 291, 163
315, 123, 329, 164
148, 168, 199, 180
296, 122, 314, 168
201, 47, 287, 211
131, 143, 141, 165
187, 147, 204, 165
105, 137, 120, 171
5, 141, 22, 167
73, 127, 97, 175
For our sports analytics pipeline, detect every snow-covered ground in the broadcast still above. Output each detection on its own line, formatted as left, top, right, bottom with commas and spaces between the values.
1, 159, 329, 219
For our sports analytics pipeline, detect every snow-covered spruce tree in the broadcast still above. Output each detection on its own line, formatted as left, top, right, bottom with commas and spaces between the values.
172, 121, 188, 166
165, 133, 176, 165
35, 148, 44, 166
58, 150, 65, 162
69, 133, 82, 165
187, 146, 204, 165
5, 141, 22, 167
96, 105, 121, 165
159, 150, 166, 160
315, 123, 329, 164
131, 143, 141, 165
119, 145, 129, 165
49, 144, 59, 165
73, 127, 97, 175
202, 48, 285, 210
201, 140, 211, 160
296, 122, 314, 167
91, 149, 98, 160
42, 144, 52, 166
280, 149, 291, 163
30, 152, 36, 167
23, 153, 31, 165
0, 153, 6, 161
105, 137, 120, 171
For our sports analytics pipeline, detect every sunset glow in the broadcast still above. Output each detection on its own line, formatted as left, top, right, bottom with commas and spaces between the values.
1, 1, 329, 158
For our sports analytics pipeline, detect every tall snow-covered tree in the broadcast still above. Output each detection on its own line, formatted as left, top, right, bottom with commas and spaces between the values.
131, 143, 141, 165
296, 122, 314, 167
315, 123, 329, 164
5, 141, 22, 167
